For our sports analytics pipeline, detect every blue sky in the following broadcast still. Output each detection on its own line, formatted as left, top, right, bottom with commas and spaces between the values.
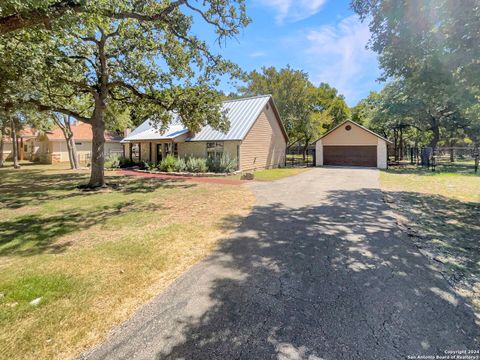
195, 0, 384, 106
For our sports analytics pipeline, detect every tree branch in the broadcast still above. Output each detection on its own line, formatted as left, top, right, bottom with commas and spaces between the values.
28, 99, 91, 123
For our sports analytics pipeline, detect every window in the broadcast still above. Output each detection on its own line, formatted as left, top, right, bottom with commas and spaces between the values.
173, 143, 178, 156
207, 142, 224, 160
164, 143, 172, 156
23, 145, 28, 152
345, 125, 352, 131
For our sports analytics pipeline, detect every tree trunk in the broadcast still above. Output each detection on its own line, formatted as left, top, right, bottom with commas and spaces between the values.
0, 124, 5, 167
87, 109, 106, 188
399, 127, 404, 161
10, 118, 20, 169
67, 135, 80, 169
302, 139, 310, 162
55, 116, 80, 170
428, 116, 440, 150
393, 128, 398, 161
449, 138, 455, 162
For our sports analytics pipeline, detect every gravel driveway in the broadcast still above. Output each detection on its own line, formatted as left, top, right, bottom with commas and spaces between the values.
81, 167, 479, 359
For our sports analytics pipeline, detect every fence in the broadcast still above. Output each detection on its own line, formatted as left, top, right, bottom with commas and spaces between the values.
401, 146, 479, 173
285, 146, 316, 167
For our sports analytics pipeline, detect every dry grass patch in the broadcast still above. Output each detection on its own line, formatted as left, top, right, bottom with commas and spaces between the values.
0, 163, 254, 360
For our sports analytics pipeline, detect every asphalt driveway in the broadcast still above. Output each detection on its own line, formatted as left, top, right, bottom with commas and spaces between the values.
81, 167, 479, 359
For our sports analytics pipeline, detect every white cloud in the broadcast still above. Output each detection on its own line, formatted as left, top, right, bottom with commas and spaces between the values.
257, 0, 327, 23
250, 51, 267, 58
300, 15, 381, 104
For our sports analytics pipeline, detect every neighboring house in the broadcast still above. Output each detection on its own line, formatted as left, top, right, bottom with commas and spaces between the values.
1, 128, 38, 161
27, 122, 124, 164
314, 120, 392, 169
122, 95, 288, 171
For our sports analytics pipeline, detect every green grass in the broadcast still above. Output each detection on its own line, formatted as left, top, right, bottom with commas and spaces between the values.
0, 163, 254, 360
253, 167, 310, 181
380, 165, 480, 312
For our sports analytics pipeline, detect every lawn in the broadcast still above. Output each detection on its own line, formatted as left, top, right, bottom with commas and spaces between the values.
380, 165, 480, 312
228, 167, 310, 181
0, 162, 254, 360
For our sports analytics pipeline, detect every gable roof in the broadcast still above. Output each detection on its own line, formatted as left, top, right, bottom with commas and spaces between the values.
44, 122, 123, 142
122, 95, 288, 143
314, 120, 392, 144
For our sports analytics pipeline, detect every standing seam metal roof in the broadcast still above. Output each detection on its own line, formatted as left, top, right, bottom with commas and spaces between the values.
122, 95, 273, 142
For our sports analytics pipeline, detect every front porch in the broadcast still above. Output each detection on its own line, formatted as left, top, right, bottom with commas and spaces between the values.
124, 140, 179, 164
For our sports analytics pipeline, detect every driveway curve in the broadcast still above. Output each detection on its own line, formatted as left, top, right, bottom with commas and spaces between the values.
81, 167, 479, 359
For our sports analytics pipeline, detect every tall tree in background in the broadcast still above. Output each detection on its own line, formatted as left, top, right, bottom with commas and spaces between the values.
239, 66, 346, 157
2, 0, 250, 188
352, 0, 479, 149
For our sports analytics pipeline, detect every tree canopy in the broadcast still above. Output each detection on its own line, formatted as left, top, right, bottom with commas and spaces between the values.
0, 0, 250, 186
352, 0, 479, 154
239, 66, 349, 151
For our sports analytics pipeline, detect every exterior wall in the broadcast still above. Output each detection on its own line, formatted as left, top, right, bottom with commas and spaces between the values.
239, 105, 287, 171
315, 122, 389, 169
377, 138, 388, 169
315, 139, 323, 166
32, 138, 123, 164
1, 142, 13, 160
321, 122, 378, 146
178, 140, 240, 164
178, 141, 206, 158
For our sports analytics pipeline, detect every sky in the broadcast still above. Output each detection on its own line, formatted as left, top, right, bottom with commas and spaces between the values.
194, 0, 384, 106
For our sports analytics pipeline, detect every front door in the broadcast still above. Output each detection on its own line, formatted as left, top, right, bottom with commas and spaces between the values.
156, 144, 163, 164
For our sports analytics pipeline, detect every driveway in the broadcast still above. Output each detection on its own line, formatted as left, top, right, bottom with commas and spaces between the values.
81, 167, 479, 359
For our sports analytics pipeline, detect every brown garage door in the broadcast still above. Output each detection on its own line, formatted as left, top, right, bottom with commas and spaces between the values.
323, 146, 377, 167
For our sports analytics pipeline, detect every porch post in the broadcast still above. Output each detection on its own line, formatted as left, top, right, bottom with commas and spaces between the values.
19, 137, 24, 160
149, 142, 152, 162
139, 143, 142, 162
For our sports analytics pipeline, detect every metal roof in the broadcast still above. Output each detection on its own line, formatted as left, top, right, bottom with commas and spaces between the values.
122, 95, 274, 142
121, 118, 189, 142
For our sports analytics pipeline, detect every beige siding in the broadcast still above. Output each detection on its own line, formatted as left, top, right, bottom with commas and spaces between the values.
239, 105, 286, 171
315, 121, 389, 169
178, 141, 206, 158
321, 122, 378, 145
1, 142, 13, 159
178, 141, 240, 164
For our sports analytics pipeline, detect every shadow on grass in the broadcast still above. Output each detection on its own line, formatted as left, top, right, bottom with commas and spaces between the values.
85, 187, 480, 359
0, 166, 196, 209
383, 190, 480, 284
0, 201, 161, 257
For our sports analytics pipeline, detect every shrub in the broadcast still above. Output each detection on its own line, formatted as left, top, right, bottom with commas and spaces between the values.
207, 153, 237, 173
141, 160, 156, 171
159, 154, 176, 172
186, 157, 207, 173
174, 157, 187, 172
118, 156, 133, 168
104, 154, 121, 169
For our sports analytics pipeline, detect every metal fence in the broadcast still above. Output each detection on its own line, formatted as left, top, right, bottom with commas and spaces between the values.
285, 146, 316, 167
399, 146, 479, 173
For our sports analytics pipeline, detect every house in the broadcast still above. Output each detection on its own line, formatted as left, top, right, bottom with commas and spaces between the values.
1, 128, 38, 161
122, 95, 288, 171
26, 122, 123, 164
314, 120, 392, 169
1, 122, 124, 164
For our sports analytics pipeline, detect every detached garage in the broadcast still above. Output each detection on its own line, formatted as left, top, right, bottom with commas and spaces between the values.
314, 120, 392, 169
